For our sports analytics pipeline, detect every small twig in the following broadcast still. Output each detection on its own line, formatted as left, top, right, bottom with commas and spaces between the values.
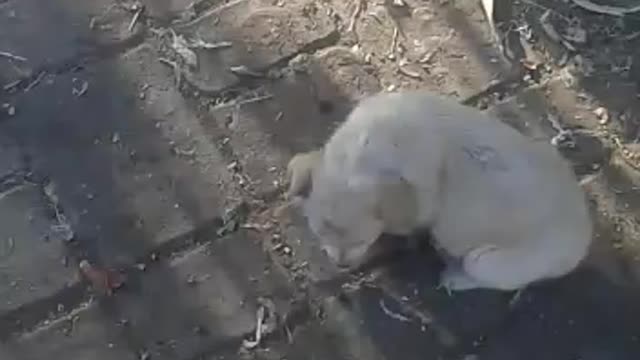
546, 113, 575, 148
210, 94, 273, 111
229, 65, 264, 78
189, 38, 233, 50
169, 28, 198, 68
72, 80, 89, 97
89, 4, 118, 29
0, 51, 27, 62
379, 299, 412, 322
158, 58, 182, 87
128, 7, 143, 32
508, 288, 525, 307
23, 71, 46, 92
3, 80, 22, 92
388, 25, 399, 56
459, 69, 524, 107
348, 0, 365, 33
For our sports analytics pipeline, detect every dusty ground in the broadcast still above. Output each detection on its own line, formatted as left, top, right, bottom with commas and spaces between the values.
1, 0, 640, 359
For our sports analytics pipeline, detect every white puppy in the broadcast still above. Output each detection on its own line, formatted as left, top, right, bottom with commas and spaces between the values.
286, 91, 593, 292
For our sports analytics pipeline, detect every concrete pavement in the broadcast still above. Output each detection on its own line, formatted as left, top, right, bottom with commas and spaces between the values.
2, 0, 640, 359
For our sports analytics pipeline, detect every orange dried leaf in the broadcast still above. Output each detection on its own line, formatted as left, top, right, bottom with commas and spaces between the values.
79, 260, 125, 295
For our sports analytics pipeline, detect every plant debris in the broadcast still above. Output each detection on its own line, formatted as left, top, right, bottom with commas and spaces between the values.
170, 29, 198, 68
594, 106, 610, 124
189, 38, 233, 50
79, 260, 126, 296
348, 0, 365, 34
72, 79, 89, 97
0, 50, 27, 62
44, 182, 75, 242
159, 57, 182, 86
89, 3, 118, 29
24, 71, 46, 92
3, 79, 21, 92
242, 298, 278, 350
2, 103, 15, 116
128, 5, 144, 32
379, 299, 412, 322
229, 65, 265, 78
546, 113, 575, 148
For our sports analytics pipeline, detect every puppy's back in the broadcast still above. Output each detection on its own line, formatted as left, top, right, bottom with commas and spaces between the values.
323, 90, 591, 257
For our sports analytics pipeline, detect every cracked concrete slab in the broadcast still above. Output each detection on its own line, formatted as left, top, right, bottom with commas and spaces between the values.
325, 0, 505, 97
0, 0, 144, 84
0, 184, 76, 314
3, 43, 241, 265
3, 0, 640, 359
173, 0, 338, 93
4, 231, 294, 360
206, 45, 380, 197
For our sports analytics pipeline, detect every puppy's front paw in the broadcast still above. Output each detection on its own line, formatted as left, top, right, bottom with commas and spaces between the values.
438, 267, 483, 294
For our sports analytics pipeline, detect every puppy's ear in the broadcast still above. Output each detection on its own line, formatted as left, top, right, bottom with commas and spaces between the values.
285, 149, 323, 199
371, 171, 418, 234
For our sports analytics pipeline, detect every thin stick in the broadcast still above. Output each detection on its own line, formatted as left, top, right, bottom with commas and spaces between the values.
210, 94, 273, 111
348, 0, 365, 33
128, 8, 143, 32
0, 51, 27, 62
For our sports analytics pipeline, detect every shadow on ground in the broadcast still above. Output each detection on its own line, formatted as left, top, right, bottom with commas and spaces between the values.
0, 2, 296, 360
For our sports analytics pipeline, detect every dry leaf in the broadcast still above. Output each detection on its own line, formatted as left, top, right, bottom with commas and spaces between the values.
79, 260, 125, 295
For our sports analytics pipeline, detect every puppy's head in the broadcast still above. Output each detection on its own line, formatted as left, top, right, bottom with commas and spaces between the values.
304, 176, 385, 268
286, 152, 416, 268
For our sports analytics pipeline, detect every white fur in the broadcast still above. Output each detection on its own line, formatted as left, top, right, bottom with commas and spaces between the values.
289, 91, 593, 291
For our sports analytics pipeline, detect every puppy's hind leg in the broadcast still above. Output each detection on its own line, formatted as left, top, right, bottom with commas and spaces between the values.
441, 245, 555, 292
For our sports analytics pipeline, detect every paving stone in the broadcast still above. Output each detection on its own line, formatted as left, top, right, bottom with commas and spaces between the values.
175, 0, 338, 93
3, 305, 133, 360
488, 81, 609, 174
297, 46, 382, 103
4, 231, 294, 360
207, 45, 380, 198
203, 316, 360, 360
3, 43, 241, 265
0, 184, 76, 314
323, 0, 504, 98
0, 0, 144, 84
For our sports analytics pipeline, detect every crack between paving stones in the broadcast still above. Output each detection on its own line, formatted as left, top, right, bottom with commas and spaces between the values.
1, 28, 147, 99
0, 208, 240, 339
